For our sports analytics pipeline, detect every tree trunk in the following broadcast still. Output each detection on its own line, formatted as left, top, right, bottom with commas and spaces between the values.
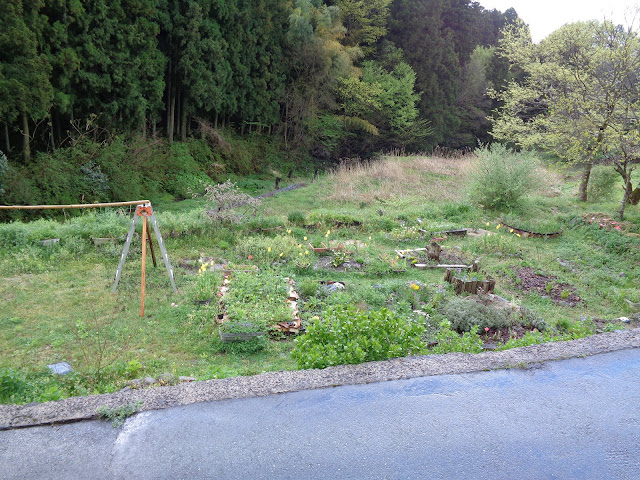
578, 163, 592, 202
55, 110, 62, 146
175, 89, 182, 140
619, 173, 632, 221
180, 96, 187, 142
3, 122, 9, 153
168, 84, 175, 144
50, 115, 56, 151
21, 110, 30, 162
140, 113, 147, 140
166, 59, 172, 142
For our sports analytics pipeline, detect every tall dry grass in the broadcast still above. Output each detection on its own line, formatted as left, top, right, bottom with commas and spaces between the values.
328, 153, 474, 203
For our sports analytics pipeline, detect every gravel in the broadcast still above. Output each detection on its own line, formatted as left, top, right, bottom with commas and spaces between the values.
1, 328, 639, 430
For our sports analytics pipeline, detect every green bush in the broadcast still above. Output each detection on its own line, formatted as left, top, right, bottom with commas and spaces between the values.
442, 297, 512, 333
291, 306, 425, 369
587, 165, 619, 202
287, 211, 306, 225
469, 144, 542, 211
428, 322, 484, 354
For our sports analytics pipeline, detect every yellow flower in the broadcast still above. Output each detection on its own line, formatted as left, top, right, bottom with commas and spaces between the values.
516, 234, 521, 237
305, 250, 309, 255
279, 252, 284, 257
298, 244, 302, 248
268, 246, 272, 253
486, 222, 490, 226
299, 252, 303, 256
368, 236, 372, 240
496, 224, 501, 230
510, 229, 514, 233
326, 229, 331, 236
303, 236, 307, 241
411, 284, 420, 291
287, 229, 291, 234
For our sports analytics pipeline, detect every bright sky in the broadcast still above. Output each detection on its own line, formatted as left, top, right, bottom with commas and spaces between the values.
478, 0, 640, 42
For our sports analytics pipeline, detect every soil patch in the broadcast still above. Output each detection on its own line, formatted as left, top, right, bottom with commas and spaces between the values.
514, 267, 581, 306
314, 256, 362, 272
479, 324, 540, 348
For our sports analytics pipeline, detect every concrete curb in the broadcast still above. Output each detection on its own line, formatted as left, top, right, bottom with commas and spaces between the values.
2, 328, 639, 430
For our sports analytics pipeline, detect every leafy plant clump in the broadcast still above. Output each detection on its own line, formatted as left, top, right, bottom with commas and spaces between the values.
291, 306, 425, 369
203, 180, 261, 224
468, 144, 542, 211
97, 400, 143, 427
442, 297, 512, 333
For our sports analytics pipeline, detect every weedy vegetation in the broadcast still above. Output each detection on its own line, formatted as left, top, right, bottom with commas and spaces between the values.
1, 148, 639, 404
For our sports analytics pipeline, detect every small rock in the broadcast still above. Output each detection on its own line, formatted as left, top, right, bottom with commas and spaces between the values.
618, 272, 626, 278
618, 317, 631, 324
482, 343, 498, 351
556, 300, 572, 307
417, 218, 423, 224
158, 373, 177, 385
143, 376, 156, 387
580, 315, 588, 322
377, 209, 385, 216
120, 386, 132, 393
596, 329, 604, 334
128, 379, 143, 388
179, 376, 197, 383
47, 362, 73, 375
325, 282, 345, 293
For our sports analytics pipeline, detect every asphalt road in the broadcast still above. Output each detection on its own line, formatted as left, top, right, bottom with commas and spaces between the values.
2, 348, 640, 480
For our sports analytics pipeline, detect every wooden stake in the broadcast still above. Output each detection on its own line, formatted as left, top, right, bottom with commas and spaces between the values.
141, 215, 147, 317
146, 223, 157, 268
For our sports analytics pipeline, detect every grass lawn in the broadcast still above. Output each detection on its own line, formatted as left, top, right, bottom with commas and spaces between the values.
1, 153, 639, 403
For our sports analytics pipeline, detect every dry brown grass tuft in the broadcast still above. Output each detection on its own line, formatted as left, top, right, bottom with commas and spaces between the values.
328, 154, 475, 203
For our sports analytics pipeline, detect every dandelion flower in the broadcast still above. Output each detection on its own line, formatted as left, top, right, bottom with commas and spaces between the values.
516, 234, 521, 237
279, 252, 284, 257
368, 236, 372, 240
510, 229, 514, 233
298, 244, 302, 248
496, 224, 501, 230
287, 229, 291, 234
304, 236, 307, 241
326, 230, 331, 236
268, 247, 272, 253
305, 250, 309, 255
299, 252, 303, 256
411, 284, 420, 291
486, 222, 490, 226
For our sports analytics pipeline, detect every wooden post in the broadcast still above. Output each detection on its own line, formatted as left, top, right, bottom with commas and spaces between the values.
141, 215, 147, 317
146, 223, 157, 268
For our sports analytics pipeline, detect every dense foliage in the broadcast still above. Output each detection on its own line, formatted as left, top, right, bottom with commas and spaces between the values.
1, 0, 517, 201
291, 306, 425, 369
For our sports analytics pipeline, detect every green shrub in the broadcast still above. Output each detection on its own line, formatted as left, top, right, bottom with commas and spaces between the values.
291, 306, 425, 369
428, 322, 484, 354
442, 297, 512, 333
587, 165, 619, 202
469, 144, 543, 211
287, 211, 306, 225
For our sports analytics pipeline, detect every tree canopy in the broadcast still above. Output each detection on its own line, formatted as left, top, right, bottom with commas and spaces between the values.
490, 19, 640, 215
